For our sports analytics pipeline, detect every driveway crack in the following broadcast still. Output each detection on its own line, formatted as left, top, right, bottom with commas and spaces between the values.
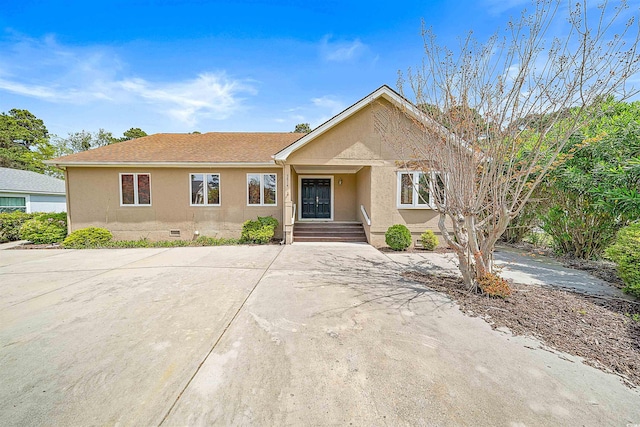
157, 245, 284, 426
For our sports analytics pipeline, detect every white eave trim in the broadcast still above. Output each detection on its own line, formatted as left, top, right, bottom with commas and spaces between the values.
0, 189, 66, 196
45, 161, 280, 168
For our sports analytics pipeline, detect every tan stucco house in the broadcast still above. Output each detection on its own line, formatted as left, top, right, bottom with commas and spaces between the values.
49, 85, 444, 246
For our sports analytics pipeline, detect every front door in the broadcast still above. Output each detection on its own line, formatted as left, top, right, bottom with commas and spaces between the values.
301, 178, 331, 219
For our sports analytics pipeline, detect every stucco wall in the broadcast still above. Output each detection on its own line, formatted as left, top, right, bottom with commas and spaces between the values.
65, 98, 451, 247
287, 103, 386, 166
333, 174, 357, 221
355, 167, 371, 241
368, 166, 446, 248
66, 167, 283, 241
285, 101, 448, 248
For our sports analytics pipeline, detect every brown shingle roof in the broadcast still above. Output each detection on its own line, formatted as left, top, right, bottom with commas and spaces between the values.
50, 132, 306, 165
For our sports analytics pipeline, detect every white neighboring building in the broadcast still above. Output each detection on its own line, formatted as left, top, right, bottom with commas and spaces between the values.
0, 167, 66, 213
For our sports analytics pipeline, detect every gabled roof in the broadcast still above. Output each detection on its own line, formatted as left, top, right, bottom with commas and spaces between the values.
0, 167, 66, 195
47, 85, 454, 168
273, 85, 434, 161
49, 132, 306, 167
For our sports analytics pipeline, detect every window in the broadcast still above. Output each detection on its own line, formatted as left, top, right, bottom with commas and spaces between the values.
120, 173, 151, 206
190, 173, 220, 206
247, 173, 277, 206
0, 196, 26, 213
397, 171, 444, 208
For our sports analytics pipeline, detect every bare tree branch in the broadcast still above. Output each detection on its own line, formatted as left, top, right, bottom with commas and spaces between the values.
376, 0, 640, 289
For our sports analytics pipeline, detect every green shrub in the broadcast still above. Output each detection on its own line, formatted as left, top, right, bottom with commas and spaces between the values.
107, 239, 153, 248
385, 224, 412, 251
19, 212, 67, 244
61, 234, 242, 249
63, 227, 113, 248
241, 216, 278, 244
195, 236, 241, 246
541, 203, 618, 259
150, 239, 193, 248
420, 230, 438, 250
0, 211, 35, 242
106, 238, 188, 248
605, 223, 640, 298
257, 216, 279, 228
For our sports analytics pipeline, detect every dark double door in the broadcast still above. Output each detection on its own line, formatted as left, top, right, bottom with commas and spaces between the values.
301, 178, 331, 219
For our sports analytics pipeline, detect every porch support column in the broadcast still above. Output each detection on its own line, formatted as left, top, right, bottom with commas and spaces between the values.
283, 163, 294, 244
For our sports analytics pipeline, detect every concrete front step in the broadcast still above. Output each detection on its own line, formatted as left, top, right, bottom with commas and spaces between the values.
294, 222, 362, 230
294, 230, 366, 236
294, 236, 368, 242
293, 222, 367, 243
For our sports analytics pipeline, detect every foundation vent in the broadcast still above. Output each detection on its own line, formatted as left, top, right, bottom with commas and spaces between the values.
170, 230, 181, 237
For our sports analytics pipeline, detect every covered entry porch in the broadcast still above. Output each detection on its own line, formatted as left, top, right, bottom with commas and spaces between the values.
282, 164, 372, 243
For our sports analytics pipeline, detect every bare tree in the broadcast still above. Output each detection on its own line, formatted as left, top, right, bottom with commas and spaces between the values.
376, 0, 640, 288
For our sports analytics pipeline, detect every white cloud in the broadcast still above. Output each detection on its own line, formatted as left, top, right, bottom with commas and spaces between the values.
280, 95, 346, 130
118, 73, 255, 125
0, 35, 256, 127
481, 0, 530, 16
0, 79, 58, 99
311, 96, 345, 115
320, 35, 366, 62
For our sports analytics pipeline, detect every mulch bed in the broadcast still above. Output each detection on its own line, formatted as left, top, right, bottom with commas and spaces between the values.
8, 243, 63, 250
403, 271, 640, 388
379, 246, 454, 254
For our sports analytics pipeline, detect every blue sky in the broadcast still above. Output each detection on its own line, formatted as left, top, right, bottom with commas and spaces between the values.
0, 0, 625, 137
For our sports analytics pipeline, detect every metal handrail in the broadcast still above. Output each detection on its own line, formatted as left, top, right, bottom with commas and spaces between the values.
360, 204, 371, 226
292, 203, 297, 224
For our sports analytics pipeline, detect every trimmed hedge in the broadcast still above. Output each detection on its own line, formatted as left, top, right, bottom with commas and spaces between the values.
62, 228, 242, 249
385, 224, 412, 251
194, 236, 240, 246
605, 223, 640, 298
105, 237, 241, 248
241, 216, 278, 244
19, 213, 67, 244
0, 211, 35, 243
420, 230, 438, 250
63, 227, 113, 248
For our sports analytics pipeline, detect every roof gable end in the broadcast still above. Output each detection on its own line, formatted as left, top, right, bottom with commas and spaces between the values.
273, 85, 428, 161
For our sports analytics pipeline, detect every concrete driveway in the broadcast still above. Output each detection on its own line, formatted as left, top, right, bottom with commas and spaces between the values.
1, 244, 639, 426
